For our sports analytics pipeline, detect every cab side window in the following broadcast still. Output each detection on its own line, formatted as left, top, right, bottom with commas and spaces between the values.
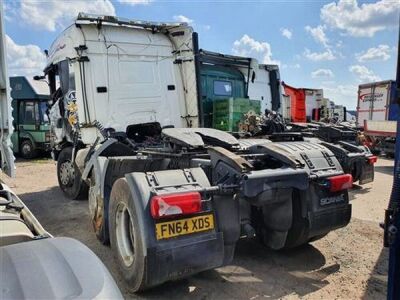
23, 101, 35, 124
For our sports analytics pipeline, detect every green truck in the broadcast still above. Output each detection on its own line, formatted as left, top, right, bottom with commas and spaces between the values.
199, 55, 261, 132
10, 76, 50, 158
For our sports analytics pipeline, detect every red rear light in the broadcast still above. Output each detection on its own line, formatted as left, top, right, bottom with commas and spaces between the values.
327, 174, 353, 192
150, 192, 201, 219
367, 155, 378, 165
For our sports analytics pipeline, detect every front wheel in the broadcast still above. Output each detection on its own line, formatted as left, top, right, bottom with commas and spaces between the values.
57, 146, 89, 200
109, 178, 147, 292
20, 140, 37, 159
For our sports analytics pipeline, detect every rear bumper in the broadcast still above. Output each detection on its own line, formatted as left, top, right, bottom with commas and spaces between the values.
145, 232, 225, 288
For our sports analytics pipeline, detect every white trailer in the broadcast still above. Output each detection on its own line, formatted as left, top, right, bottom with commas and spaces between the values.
357, 80, 397, 125
357, 81, 398, 155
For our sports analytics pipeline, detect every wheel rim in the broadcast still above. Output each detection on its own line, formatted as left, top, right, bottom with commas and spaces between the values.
22, 143, 31, 156
59, 161, 75, 187
116, 202, 135, 267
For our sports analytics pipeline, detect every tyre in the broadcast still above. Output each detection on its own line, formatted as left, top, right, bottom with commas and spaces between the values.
109, 178, 147, 292
20, 139, 37, 159
88, 173, 109, 244
57, 146, 89, 200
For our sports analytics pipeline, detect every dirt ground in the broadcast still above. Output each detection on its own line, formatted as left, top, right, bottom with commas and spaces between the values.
1, 157, 393, 299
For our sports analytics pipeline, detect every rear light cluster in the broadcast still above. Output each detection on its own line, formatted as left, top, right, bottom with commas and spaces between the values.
150, 192, 202, 219
367, 155, 378, 165
326, 174, 353, 192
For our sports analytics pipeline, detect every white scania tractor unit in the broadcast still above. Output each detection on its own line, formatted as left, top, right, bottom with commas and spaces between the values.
41, 14, 354, 291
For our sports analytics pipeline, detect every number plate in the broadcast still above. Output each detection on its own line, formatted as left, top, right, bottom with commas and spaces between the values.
155, 214, 214, 240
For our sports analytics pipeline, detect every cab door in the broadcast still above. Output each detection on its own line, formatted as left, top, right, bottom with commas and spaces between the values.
18, 101, 39, 144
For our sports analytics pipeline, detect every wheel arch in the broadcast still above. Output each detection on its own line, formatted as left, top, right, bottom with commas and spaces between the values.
19, 133, 35, 148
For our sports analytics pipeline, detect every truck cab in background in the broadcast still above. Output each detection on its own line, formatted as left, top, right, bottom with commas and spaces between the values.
10, 76, 51, 158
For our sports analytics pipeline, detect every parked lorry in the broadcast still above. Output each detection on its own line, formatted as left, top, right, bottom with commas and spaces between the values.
282, 83, 323, 122
287, 123, 376, 185
244, 77, 375, 184
357, 80, 398, 156
282, 83, 347, 123
41, 14, 354, 291
0, 5, 123, 299
9, 76, 51, 158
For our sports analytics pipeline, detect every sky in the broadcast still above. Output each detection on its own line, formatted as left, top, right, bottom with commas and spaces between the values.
2, 0, 400, 109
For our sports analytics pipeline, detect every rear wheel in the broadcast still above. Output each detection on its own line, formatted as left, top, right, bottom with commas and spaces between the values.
20, 140, 37, 159
57, 146, 89, 200
109, 178, 147, 292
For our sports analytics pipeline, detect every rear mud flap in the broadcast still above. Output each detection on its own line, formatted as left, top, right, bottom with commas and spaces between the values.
359, 162, 374, 185
146, 232, 225, 287
308, 204, 352, 238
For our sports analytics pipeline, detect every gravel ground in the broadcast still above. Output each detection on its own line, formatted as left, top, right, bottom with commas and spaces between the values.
1, 157, 393, 299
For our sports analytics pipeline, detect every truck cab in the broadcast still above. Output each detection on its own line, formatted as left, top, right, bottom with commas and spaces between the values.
10, 76, 50, 158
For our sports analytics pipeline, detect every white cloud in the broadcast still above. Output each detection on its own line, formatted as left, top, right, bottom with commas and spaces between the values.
304, 48, 336, 61
16, 0, 115, 32
321, 0, 400, 37
5, 35, 46, 77
305, 25, 329, 47
117, 0, 152, 5
336, 40, 343, 48
356, 45, 391, 62
232, 34, 280, 65
173, 15, 194, 24
280, 28, 292, 40
321, 83, 358, 107
311, 68, 334, 78
282, 63, 300, 69
349, 65, 381, 82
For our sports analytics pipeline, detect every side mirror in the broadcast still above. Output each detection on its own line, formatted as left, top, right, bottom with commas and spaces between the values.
33, 75, 45, 81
